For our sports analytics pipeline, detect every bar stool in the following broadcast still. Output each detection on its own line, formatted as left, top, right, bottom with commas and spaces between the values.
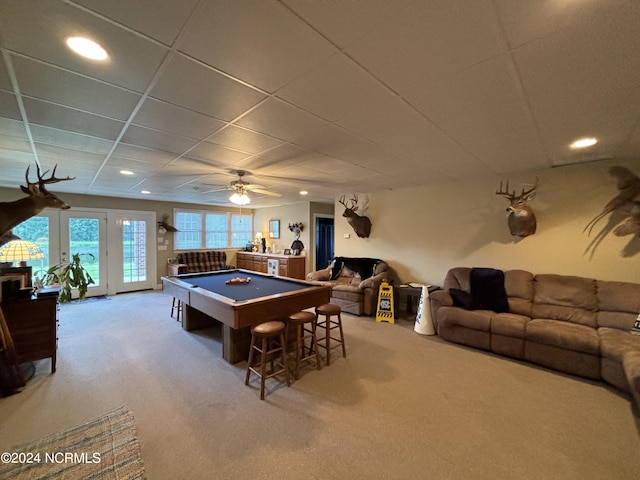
170, 297, 182, 322
315, 303, 346, 366
245, 321, 291, 400
288, 311, 321, 379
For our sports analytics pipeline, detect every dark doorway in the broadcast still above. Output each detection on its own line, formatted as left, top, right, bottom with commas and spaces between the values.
315, 217, 334, 270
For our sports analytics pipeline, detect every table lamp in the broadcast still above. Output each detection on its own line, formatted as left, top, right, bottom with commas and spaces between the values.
0, 240, 45, 267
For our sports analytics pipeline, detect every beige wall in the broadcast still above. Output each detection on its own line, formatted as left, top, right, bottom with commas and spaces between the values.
332, 158, 640, 286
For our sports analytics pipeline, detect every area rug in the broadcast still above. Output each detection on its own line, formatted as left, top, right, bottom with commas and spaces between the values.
0, 406, 146, 480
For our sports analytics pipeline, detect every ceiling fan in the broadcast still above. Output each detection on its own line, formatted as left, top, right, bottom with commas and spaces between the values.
205, 170, 282, 205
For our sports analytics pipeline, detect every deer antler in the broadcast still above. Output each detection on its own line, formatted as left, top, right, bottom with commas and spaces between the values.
22, 164, 75, 194
496, 178, 538, 201
495, 179, 516, 200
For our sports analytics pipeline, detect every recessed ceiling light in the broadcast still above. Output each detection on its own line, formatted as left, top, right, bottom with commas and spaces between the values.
120, 170, 134, 175
65, 36, 108, 61
570, 137, 598, 149
141, 190, 151, 195
299, 190, 308, 195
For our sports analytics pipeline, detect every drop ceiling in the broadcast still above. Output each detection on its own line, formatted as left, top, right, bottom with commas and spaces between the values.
1, 0, 639, 208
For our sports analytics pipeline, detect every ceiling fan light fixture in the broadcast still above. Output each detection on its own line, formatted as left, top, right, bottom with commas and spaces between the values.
230, 192, 250, 205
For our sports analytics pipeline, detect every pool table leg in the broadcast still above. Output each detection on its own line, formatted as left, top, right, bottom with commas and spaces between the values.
223, 324, 252, 364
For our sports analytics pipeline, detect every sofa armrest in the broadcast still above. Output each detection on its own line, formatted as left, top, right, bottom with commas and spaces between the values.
307, 266, 332, 281
430, 289, 453, 311
359, 272, 389, 290
167, 263, 188, 276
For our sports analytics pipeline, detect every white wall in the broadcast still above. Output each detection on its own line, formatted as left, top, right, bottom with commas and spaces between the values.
333, 159, 640, 286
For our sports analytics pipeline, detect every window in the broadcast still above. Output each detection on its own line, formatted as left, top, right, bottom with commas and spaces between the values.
174, 209, 252, 250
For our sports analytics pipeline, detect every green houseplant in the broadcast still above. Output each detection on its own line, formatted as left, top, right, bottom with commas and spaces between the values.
43, 253, 95, 302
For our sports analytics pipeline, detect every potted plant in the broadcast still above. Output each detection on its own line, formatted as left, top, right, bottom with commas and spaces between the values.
43, 253, 95, 302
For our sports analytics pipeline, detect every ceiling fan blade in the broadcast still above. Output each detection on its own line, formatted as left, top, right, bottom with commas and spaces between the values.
249, 187, 282, 197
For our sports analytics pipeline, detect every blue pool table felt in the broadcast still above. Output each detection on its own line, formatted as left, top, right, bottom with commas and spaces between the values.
184, 271, 311, 302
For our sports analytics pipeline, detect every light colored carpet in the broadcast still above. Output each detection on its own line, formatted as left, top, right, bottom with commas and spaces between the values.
0, 406, 145, 479
1, 290, 639, 479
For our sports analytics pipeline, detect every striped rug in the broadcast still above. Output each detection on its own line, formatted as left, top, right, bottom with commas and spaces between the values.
0, 406, 145, 480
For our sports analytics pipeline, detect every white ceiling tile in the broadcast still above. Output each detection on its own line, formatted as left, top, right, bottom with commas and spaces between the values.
111, 143, 178, 165
10, 55, 141, 121
494, 0, 631, 48
132, 98, 227, 139
179, 0, 336, 92
76, 0, 200, 45
34, 144, 106, 165
121, 125, 199, 155
187, 142, 251, 167
281, 0, 414, 48
0, 91, 21, 119
235, 98, 327, 142
345, 0, 506, 96
276, 53, 396, 122
206, 125, 284, 155
30, 125, 115, 154
23, 98, 125, 140
150, 54, 267, 121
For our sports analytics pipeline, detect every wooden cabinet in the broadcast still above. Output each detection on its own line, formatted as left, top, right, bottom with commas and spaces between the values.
236, 252, 306, 280
2, 291, 59, 373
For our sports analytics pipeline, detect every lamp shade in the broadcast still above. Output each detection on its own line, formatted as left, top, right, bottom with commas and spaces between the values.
0, 240, 45, 262
229, 191, 251, 205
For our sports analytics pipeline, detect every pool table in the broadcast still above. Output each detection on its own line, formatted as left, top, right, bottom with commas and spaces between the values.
161, 269, 331, 364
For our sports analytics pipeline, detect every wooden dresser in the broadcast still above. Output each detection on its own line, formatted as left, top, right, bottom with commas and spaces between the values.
236, 252, 306, 280
2, 289, 59, 373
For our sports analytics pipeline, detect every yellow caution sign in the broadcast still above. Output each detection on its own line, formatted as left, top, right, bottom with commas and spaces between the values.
376, 281, 395, 323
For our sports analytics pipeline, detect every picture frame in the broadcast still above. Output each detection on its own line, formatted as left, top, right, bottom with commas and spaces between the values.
269, 219, 280, 239
0, 266, 32, 287
0, 273, 27, 301
284, 248, 292, 255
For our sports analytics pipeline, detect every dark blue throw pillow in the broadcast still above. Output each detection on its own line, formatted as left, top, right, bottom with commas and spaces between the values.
470, 267, 509, 313
449, 288, 475, 310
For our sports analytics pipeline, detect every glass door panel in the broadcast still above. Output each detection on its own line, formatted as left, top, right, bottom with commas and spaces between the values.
60, 210, 108, 297
123, 219, 147, 283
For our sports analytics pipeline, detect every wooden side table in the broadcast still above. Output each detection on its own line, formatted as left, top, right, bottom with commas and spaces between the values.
394, 285, 441, 319
2, 289, 59, 373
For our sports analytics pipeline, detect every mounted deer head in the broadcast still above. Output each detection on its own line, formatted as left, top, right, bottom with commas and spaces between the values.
339, 194, 372, 238
0, 164, 75, 239
495, 178, 538, 237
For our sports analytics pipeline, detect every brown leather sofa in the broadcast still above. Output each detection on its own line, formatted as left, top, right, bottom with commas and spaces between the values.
430, 267, 640, 410
306, 257, 390, 315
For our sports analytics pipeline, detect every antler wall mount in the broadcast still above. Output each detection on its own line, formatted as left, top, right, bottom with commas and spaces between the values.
339, 194, 372, 238
495, 178, 538, 238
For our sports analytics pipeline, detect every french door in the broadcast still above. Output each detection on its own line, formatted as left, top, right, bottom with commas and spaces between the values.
13, 208, 156, 297
108, 211, 156, 294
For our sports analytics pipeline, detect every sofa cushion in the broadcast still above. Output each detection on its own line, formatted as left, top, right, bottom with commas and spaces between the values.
622, 351, 640, 410
597, 280, 640, 330
532, 274, 597, 328
491, 312, 529, 338
437, 306, 491, 332
470, 267, 509, 313
504, 270, 534, 317
599, 327, 640, 362
526, 319, 600, 355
